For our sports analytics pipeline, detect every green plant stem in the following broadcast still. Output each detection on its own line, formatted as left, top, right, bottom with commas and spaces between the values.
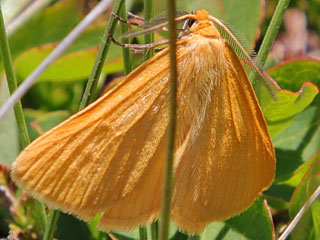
159, 0, 177, 239
139, 227, 148, 240
119, 2, 132, 74
0, 5, 48, 234
139, 1, 155, 236
43, 210, 60, 240
35, 201, 48, 233
255, 0, 291, 66
151, 221, 158, 240
0, 5, 30, 148
250, 0, 291, 97
79, 0, 125, 109
144, 1, 155, 237
144, 0, 154, 60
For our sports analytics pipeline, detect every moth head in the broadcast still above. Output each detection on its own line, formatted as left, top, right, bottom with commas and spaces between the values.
189, 10, 221, 40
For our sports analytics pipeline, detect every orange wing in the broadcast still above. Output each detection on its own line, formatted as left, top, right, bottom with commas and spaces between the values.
11, 47, 175, 225
171, 41, 275, 234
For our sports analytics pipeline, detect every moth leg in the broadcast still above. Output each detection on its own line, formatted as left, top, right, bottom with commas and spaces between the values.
178, 18, 194, 38
108, 31, 169, 50
112, 12, 146, 28
127, 12, 145, 22
110, 11, 193, 53
113, 12, 187, 31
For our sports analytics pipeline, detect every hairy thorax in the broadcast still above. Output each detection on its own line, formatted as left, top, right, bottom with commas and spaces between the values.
174, 23, 229, 157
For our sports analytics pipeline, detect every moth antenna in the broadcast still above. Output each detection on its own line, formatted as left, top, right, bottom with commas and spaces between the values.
127, 12, 145, 22
209, 16, 278, 100
112, 12, 145, 28
219, 20, 255, 56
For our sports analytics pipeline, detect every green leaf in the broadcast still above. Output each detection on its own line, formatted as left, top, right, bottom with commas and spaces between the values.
14, 36, 123, 83
271, 106, 320, 184
24, 109, 70, 141
285, 155, 320, 187
259, 59, 320, 183
263, 83, 318, 122
268, 58, 320, 92
262, 83, 318, 137
273, 105, 320, 166
0, 79, 19, 165
225, 197, 274, 240
55, 213, 92, 240
264, 183, 295, 207
198, 197, 274, 240
263, 58, 320, 137
111, 232, 136, 240
8, 0, 84, 59
8, 1, 125, 83
289, 159, 320, 240
170, 231, 188, 240
24, 82, 84, 112
274, 148, 304, 182
87, 215, 110, 240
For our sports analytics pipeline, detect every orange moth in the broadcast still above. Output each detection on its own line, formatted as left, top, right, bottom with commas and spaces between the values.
12, 10, 276, 234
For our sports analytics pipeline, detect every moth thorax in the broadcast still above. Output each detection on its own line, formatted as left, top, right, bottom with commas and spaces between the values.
177, 36, 227, 91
